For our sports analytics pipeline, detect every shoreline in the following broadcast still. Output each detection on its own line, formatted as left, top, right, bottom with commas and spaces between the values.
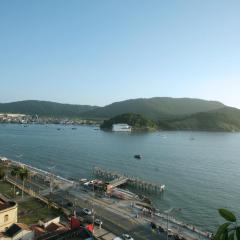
0, 155, 213, 239
1, 157, 74, 187
1, 122, 240, 133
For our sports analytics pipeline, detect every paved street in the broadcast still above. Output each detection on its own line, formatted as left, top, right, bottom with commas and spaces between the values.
66, 188, 167, 240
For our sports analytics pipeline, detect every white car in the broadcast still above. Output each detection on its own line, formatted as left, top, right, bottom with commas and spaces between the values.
80, 178, 88, 183
113, 238, 123, 240
94, 218, 103, 226
122, 234, 134, 240
82, 208, 92, 215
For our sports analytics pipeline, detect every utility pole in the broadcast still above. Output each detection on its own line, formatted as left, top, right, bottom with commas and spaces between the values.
89, 183, 95, 233
47, 165, 55, 194
92, 166, 95, 232
164, 208, 182, 240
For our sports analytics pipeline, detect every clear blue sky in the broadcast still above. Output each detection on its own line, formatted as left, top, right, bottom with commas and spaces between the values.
0, 0, 240, 107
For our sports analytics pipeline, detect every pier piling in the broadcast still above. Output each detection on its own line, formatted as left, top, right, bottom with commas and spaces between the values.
93, 167, 165, 194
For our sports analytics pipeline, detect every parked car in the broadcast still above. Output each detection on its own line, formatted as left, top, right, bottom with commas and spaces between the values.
173, 234, 183, 240
122, 234, 134, 240
150, 222, 157, 229
94, 218, 103, 226
82, 208, 92, 215
67, 202, 73, 207
158, 226, 165, 233
79, 178, 88, 183
113, 238, 123, 240
168, 230, 174, 237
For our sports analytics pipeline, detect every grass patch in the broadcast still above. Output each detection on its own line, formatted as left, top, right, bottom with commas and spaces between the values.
0, 181, 15, 198
0, 181, 64, 225
18, 197, 61, 225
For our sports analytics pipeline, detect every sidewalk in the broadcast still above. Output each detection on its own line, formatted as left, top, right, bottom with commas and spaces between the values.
132, 204, 211, 240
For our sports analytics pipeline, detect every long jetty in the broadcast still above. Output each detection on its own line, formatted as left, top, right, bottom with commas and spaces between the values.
93, 166, 165, 194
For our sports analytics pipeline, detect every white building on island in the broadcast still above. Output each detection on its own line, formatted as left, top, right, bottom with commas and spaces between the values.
112, 123, 132, 132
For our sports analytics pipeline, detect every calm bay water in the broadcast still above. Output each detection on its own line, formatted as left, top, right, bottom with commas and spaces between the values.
0, 124, 239, 232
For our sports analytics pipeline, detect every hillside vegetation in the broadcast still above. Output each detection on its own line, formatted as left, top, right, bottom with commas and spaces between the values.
158, 107, 240, 132
82, 97, 225, 120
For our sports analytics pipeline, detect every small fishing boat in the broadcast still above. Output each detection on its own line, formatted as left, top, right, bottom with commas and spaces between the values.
134, 154, 142, 159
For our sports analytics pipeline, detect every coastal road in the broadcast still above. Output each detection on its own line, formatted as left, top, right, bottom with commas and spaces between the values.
64, 189, 162, 240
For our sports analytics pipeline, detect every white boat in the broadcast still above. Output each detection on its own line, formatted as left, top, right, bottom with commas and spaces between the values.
0, 156, 8, 161
160, 185, 165, 191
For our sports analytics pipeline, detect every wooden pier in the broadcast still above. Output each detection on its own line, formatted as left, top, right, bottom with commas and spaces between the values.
93, 167, 165, 194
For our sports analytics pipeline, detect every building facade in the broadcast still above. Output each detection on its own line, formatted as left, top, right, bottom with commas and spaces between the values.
112, 124, 132, 132
0, 223, 34, 240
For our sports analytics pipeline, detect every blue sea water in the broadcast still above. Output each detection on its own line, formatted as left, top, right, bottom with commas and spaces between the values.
0, 124, 239, 232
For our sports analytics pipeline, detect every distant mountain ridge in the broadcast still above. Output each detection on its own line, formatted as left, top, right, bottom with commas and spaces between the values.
82, 97, 225, 120
1, 98, 240, 131
0, 100, 99, 118
0, 98, 225, 120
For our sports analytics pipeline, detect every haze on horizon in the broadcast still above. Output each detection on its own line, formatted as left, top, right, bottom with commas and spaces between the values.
0, 1, 240, 108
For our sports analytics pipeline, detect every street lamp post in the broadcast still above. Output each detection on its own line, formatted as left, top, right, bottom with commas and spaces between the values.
164, 208, 173, 240
91, 166, 95, 232
92, 203, 95, 232
164, 208, 182, 240
47, 165, 55, 193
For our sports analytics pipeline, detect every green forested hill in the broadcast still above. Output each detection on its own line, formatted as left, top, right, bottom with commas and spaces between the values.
158, 107, 240, 131
100, 107, 240, 132
100, 113, 157, 131
82, 97, 225, 120
0, 100, 98, 118
0, 98, 225, 120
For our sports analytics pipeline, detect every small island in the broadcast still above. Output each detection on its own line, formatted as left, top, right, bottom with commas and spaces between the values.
100, 107, 240, 132
100, 113, 157, 131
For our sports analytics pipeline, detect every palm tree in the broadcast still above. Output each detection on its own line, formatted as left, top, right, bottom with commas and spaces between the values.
18, 167, 28, 199
0, 166, 5, 180
11, 166, 19, 197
